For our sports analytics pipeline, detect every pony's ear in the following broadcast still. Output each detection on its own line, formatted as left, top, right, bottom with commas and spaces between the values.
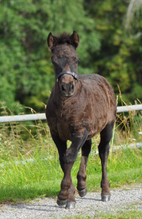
47, 32, 56, 50
70, 31, 79, 48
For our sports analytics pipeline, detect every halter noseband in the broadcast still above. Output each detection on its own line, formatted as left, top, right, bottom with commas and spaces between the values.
57, 71, 78, 81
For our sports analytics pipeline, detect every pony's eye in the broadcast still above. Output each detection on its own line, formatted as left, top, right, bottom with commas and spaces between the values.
51, 57, 57, 65
73, 57, 79, 63
75, 58, 80, 64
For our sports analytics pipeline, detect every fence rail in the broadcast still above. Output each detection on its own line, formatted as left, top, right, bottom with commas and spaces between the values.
0, 104, 142, 123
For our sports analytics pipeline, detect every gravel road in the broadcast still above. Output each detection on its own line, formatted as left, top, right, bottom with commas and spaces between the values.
0, 184, 142, 219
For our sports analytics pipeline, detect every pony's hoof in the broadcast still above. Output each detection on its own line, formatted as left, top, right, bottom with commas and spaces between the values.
65, 201, 76, 209
57, 199, 67, 207
78, 188, 87, 197
101, 194, 111, 202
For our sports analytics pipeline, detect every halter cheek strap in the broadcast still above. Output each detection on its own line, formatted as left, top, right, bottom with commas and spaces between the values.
57, 71, 78, 81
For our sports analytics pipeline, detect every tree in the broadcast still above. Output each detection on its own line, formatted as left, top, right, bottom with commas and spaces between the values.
0, 0, 101, 114
0, 0, 141, 115
84, 0, 142, 103
124, 0, 142, 101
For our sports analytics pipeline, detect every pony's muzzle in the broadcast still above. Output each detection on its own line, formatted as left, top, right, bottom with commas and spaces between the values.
60, 82, 75, 97
58, 73, 76, 97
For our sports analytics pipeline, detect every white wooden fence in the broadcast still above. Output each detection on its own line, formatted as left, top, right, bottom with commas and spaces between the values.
0, 104, 142, 123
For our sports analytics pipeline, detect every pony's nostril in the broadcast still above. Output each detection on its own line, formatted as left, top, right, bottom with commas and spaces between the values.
71, 84, 74, 91
71, 83, 74, 89
62, 85, 66, 91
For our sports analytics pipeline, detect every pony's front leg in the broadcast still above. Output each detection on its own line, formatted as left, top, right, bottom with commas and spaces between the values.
58, 162, 75, 209
51, 135, 74, 206
58, 130, 88, 209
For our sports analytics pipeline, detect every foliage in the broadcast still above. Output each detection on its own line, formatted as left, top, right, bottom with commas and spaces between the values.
85, 0, 142, 104
0, 0, 100, 114
0, 0, 142, 114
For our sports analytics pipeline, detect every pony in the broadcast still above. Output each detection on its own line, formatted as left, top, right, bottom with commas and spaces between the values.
46, 31, 116, 209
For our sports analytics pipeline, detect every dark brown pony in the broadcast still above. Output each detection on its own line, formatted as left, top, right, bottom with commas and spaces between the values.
46, 31, 116, 209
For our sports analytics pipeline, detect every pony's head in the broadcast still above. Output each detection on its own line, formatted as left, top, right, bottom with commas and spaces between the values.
47, 31, 79, 97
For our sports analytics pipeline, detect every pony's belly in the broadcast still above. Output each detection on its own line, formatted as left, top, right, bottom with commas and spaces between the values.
86, 119, 107, 140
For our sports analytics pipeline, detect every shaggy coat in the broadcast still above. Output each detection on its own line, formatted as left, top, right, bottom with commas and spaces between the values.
46, 31, 116, 209
47, 74, 116, 141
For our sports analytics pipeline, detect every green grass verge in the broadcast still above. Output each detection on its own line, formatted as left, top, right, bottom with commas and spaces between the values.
64, 210, 142, 219
0, 112, 142, 203
0, 147, 141, 203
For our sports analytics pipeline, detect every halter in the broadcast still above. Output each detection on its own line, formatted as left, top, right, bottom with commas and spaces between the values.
57, 71, 78, 81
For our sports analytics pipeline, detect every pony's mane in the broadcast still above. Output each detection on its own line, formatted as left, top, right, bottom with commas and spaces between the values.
55, 33, 72, 45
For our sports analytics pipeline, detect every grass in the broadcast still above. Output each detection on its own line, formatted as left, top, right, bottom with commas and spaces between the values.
100, 210, 142, 219
65, 210, 142, 219
0, 110, 142, 204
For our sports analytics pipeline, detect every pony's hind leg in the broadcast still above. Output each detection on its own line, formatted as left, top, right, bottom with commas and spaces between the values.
77, 139, 91, 197
98, 122, 114, 202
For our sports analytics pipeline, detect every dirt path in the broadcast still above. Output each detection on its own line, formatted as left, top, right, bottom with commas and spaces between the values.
0, 184, 142, 219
